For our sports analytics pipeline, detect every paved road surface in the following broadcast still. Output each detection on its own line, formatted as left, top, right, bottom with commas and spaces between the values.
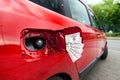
82, 39, 120, 80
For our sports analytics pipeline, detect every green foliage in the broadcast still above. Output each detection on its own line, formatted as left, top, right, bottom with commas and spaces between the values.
89, 0, 120, 32
106, 33, 120, 37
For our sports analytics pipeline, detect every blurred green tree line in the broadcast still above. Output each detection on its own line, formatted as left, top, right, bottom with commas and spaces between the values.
89, 0, 120, 32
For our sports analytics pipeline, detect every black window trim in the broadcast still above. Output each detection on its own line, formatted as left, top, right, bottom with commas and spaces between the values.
87, 8, 97, 28
85, 7, 93, 27
78, 0, 92, 26
87, 8, 102, 30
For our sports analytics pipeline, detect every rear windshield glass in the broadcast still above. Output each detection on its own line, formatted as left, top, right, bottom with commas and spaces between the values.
30, 0, 64, 15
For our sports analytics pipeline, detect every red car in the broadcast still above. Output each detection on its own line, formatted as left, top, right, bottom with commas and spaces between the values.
0, 0, 108, 80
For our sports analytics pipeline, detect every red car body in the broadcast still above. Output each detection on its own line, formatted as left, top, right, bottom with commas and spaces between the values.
0, 0, 107, 80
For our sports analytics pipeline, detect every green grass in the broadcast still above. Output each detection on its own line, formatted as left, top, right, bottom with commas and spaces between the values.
106, 33, 120, 37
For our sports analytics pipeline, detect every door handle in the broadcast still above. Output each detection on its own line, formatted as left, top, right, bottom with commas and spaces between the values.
96, 33, 101, 38
96, 33, 100, 36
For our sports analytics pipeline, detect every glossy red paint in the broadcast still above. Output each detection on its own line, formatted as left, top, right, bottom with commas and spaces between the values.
0, 0, 107, 80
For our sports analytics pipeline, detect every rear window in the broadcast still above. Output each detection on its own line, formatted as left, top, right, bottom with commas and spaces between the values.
30, 0, 64, 15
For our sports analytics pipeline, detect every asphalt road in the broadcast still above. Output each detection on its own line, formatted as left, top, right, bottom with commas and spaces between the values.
82, 39, 120, 80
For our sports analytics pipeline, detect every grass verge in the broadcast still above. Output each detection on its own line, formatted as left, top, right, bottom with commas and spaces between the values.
106, 33, 120, 37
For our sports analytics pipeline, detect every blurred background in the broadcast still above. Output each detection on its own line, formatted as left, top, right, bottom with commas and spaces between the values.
85, 0, 120, 37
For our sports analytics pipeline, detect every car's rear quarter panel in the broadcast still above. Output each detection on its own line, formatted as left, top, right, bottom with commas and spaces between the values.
0, 0, 106, 80
0, 0, 81, 80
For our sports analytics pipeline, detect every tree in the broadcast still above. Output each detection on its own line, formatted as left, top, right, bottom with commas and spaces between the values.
89, 0, 120, 32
